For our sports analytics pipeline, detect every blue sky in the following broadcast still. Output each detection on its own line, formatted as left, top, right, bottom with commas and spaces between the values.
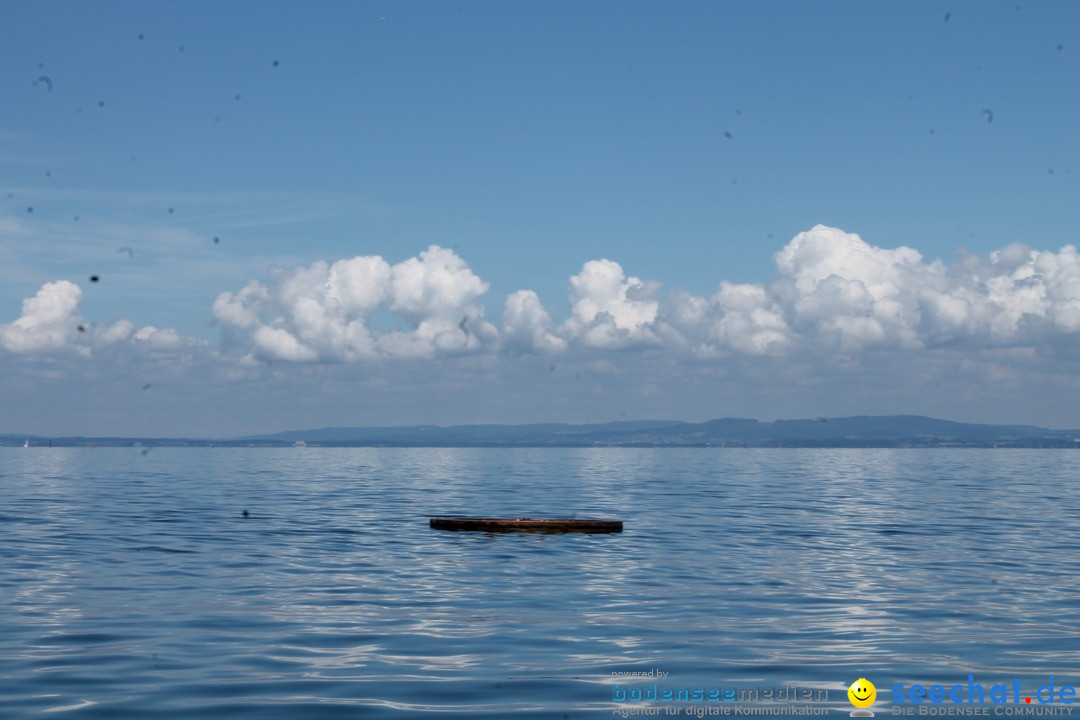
2, 0, 1079, 436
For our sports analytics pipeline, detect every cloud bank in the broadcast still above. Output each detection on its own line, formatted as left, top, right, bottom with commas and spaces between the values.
8, 225, 1080, 366
201, 225, 1080, 363
0, 279, 206, 358
7, 225, 1080, 433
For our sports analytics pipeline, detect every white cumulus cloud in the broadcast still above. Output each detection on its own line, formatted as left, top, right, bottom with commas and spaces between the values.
0, 280, 83, 353
946, 242, 1080, 342
769, 225, 932, 351
0, 277, 210, 362
213, 245, 498, 362
662, 282, 792, 357
211, 280, 270, 330
501, 290, 567, 355
562, 258, 661, 348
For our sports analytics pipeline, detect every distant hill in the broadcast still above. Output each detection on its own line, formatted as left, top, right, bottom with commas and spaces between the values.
5, 416, 1080, 448
229, 415, 1080, 448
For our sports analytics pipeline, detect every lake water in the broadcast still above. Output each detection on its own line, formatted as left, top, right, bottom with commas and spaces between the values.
2, 448, 1079, 718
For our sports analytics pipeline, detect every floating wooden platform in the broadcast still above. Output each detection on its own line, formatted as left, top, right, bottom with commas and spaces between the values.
429, 516, 623, 533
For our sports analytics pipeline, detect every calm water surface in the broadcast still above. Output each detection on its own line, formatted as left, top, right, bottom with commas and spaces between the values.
1, 448, 1078, 718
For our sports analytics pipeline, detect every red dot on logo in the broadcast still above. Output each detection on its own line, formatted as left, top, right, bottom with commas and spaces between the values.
1026, 698, 1031, 704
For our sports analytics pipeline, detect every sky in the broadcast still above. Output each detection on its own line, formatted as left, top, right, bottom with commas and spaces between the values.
2, 0, 1079, 437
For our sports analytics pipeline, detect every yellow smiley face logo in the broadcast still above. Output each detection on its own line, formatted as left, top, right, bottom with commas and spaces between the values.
848, 678, 876, 708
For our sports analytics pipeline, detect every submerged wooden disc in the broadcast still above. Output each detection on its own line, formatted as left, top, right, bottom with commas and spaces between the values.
429, 516, 623, 533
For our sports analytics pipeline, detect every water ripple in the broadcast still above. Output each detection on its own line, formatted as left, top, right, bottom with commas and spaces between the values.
1, 448, 1079, 717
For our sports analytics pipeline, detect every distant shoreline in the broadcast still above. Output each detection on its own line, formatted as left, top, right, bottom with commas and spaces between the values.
6, 415, 1080, 449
